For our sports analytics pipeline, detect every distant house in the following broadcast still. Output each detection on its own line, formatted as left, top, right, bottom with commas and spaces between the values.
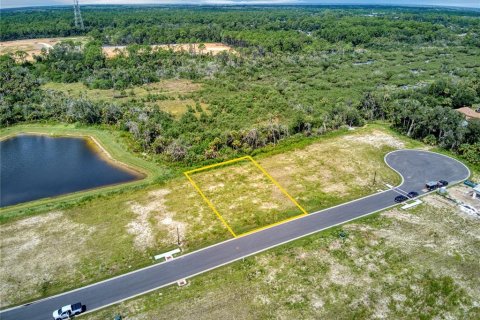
457, 107, 480, 120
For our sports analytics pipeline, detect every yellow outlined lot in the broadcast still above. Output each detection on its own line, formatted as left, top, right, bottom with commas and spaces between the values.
184, 156, 308, 238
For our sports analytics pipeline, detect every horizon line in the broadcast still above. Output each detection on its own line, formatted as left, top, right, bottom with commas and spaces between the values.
1, 3, 480, 10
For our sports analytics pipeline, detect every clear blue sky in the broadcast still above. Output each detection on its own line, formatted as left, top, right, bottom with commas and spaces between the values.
1, 0, 479, 9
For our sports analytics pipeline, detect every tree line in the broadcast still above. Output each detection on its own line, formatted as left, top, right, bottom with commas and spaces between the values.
1, 6, 479, 166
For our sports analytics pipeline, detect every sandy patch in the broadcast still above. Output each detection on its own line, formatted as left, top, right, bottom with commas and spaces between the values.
128, 201, 158, 250
0, 37, 87, 61
103, 42, 234, 58
0, 211, 93, 307
1, 38, 232, 61
448, 185, 480, 211
342, 130, 405, 149
127, 189, 187, 249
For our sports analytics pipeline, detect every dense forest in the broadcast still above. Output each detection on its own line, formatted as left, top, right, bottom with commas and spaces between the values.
1, 6, 479, 165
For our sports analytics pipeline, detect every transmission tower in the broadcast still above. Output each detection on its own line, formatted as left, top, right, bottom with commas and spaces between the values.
73, 0, 84, 30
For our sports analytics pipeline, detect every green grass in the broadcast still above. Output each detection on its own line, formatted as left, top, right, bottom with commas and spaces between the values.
82, 198, 480, 320
188, 158, 305, 236
1, 123, 474, 309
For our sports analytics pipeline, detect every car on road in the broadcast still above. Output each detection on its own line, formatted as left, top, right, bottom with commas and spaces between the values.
426, 181, 439, 191
52, 303, 85, 320
426, 180, 449, 191
394, 195, 409, 203
407, 191, 419, 198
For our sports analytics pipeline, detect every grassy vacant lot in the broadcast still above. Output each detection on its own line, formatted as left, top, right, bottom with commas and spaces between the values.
42, 80, 207, 118
258, 129, 404, 212
189, 158, 305, 236
84, 194, 480, 320
0, 125, 420, 307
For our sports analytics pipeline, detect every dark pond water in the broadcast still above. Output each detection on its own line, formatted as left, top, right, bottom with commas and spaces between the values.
1, 135, 140, 207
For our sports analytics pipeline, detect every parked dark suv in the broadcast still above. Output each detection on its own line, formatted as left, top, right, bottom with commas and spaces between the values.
426, 180, 448, 191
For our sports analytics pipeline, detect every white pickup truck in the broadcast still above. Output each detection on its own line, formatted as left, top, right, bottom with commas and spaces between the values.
52, 302, 85, 320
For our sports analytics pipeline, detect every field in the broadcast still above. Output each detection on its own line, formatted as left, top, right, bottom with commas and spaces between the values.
42, 80, 207, 118
186, 157, 307, 236
0, 37, 233, 61
83, 192, 480, 319
0, 125, 407, 307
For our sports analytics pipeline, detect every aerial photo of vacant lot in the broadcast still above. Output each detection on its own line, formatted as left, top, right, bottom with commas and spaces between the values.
1, 3, 479, 320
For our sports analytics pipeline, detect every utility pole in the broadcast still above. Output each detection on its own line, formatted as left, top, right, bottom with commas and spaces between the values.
176, 226, 180, 246
73, 0, 85, 30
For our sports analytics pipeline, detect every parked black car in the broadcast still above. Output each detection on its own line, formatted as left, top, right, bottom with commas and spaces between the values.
426, 181, 439, 191
395, 195, 409, 203
407, 191, 419, 198
426, 180, 449, 191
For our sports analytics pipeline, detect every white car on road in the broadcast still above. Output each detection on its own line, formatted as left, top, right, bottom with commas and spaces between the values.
52, 302, 85, 320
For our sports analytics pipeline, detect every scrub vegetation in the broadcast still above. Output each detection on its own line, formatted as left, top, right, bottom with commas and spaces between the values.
83, 194, 480, 320
1, 6, 479, 167
41, 79, 207, 118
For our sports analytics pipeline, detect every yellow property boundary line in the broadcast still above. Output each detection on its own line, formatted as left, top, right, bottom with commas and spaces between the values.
184, 156, 308, 238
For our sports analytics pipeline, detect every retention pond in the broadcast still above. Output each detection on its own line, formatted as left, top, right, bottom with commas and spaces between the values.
1, 134, 140, 207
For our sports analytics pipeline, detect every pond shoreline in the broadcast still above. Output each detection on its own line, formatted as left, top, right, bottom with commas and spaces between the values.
1, 131, 145, 179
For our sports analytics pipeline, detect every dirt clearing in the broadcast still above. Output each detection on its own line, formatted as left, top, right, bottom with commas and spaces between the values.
1, 37, 233, 61
0, 211, 94, 307
102, 42, 233, 58
0, 37, 87, 61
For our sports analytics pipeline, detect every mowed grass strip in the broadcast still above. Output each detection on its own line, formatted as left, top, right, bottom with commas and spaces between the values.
188, 158, 304, 235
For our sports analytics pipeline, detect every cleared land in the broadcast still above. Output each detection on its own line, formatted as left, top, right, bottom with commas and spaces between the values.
0, 37, 232, 61
0, 126, 413, 307
42, 80, 207, 118
83, 194, 480, 320
0, 37, 88, 60
102, 42, 233, 58
188, 158, 305, 236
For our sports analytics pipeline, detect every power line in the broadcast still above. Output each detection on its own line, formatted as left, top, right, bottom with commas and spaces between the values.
73, 0, 84, 30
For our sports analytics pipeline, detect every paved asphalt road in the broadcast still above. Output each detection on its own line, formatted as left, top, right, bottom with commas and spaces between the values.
0, 150, 470, 320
